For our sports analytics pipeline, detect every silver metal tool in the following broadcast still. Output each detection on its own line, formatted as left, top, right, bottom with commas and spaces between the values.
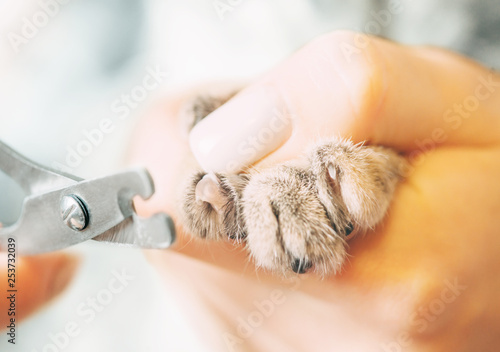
0, 140, 175, 255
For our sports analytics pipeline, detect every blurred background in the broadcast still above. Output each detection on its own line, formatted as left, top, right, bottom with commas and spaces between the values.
0, 0, 498, 351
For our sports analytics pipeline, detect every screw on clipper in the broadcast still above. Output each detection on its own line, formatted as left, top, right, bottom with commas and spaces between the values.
60, 194, 89, 231
0, 138, 175, 254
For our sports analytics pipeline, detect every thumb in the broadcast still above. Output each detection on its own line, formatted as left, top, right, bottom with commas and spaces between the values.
189, 31, 500, 172
0, 253, 80, 327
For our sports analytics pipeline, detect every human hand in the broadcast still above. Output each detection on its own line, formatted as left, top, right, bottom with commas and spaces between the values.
129, 32, 500, 351
0, 225, 79, 330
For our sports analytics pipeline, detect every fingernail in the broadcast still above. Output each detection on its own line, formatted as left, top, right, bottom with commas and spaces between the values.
189, 87, 292, 173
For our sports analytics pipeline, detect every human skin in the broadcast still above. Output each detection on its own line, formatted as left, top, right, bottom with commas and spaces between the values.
0, 251, 79, 327
128, 32, 500, 351
5, 31, 499, 350
125, 32, 500, 351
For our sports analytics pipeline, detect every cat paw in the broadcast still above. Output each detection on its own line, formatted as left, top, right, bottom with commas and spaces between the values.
308, 139, 405, 230
242, 165, 348, 275
180, 171, 248, 241
178, 95, 405, 276
180, 139, 404, 276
